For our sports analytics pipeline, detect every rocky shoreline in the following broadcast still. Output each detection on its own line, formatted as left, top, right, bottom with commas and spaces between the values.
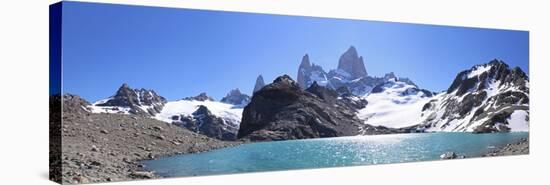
58, 112, 241, 184
483, 138, 529, 157
439, 137, 529, 160
54, 92, 528, 184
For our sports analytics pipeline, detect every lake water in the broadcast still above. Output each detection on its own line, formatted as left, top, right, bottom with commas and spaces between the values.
143, 132, 528, 177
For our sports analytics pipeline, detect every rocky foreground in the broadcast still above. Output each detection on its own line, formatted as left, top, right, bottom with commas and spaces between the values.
58, 108, 239, 184
483, 138, 529, 157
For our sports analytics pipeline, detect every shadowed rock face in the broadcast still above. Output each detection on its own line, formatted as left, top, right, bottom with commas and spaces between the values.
253, 75, 266, 93
337, 46, 368, 79
306, 82, 368, 110
237, 75, 367, 141
297, 54, 312, 89
95, 84, 167, 116
173, 105, 239, 141
221, 89, 251, 106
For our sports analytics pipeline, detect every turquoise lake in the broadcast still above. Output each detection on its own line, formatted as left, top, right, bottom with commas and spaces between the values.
143, 132, 528, 177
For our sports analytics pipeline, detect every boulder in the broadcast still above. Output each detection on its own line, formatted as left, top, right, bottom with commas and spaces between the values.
440, 152, 457, 159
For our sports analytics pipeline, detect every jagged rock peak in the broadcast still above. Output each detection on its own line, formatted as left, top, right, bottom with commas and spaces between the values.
114, 83, 133, 97
253, 75, 266, 93
221, 88, 251, 106
297, 54, 312, 89
300, 54, 311, 68
228, 88, 243, 96
338, 46, 368, 79
297, 54, 330, 89
384, 72, 397, 80
447, 59, 528, 96
102, 83, 167, 106
95, 83, 167, 116
193, 105, 212, 116
183, 92, 215, 101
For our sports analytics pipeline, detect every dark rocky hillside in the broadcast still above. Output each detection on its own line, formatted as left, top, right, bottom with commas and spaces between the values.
238, 75, 371, 141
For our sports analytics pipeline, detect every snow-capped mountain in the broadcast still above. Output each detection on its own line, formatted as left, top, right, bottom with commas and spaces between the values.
418, 60, 529, 132
89, 83, 167, 116
297, 46, 371, 92
357, 78, 434, 128
297, 54, 331, 89
296, 46, 419, 97
84, 56, 528, 140
88, 85, 244, 140
356, 60, 528, 133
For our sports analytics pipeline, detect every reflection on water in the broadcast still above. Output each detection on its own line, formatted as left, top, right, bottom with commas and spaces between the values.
143, 132, 528, 177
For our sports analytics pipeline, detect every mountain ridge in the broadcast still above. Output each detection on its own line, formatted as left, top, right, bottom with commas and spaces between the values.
67, 48, 528, 143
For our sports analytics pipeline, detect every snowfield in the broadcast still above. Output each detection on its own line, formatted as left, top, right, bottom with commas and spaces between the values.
507, 110, 529, 132
88, 97, 244, 128
88, 98, 133, 114
467, 65, 492, 78
154, 100, 243, 126
358, 79, 432, 128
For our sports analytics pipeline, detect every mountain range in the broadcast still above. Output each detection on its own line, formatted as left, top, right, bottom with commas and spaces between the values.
67, 46, 529, 142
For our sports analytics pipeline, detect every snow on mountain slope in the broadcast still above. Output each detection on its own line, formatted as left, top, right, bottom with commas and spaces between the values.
89, 97, 132, 114
88, 84, 167, 116
85, 84, 244, 140
358, 79, 433, 128
154, 99, 243, 126
419, 60, 529, 133
507, 110, 529, 132
467, 65, 492, 78
151, 99, 243, 140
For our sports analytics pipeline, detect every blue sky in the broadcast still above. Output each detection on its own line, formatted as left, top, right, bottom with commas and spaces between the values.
61, 2, 529, 101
